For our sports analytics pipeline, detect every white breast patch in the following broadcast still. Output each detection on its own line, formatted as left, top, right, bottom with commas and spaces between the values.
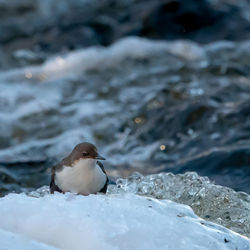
55, 159, 107, 195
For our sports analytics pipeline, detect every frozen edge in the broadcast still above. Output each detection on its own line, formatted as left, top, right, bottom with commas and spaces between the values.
0, 192, 249, 250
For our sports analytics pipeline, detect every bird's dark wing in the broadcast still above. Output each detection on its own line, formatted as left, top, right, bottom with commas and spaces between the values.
97, 161, 109, 194
97, 161, 107, 174
50, 163, 63, 194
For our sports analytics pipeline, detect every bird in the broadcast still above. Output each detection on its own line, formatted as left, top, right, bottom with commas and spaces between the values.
50, 142, 108, 195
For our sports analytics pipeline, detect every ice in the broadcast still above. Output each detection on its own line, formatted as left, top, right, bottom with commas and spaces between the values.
0, 229, 57, 250
114, 172, 250, 238
0, 192, 249, 250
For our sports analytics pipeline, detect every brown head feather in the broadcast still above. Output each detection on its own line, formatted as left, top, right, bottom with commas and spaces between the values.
63, 142, 99, 166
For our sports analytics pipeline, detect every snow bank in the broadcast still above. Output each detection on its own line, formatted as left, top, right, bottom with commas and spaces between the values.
0, 192, 249, 250
0, 229, 56, 250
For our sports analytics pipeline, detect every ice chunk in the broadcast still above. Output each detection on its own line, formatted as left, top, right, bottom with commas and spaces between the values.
114, 172, 250, 238
28, 185, 50, 198
0, 192, 249, 250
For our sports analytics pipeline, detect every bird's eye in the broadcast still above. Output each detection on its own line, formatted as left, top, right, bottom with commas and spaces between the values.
82, 152, 88, 156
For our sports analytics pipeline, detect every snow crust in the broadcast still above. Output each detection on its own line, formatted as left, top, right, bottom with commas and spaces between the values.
0, 229, 57, 250
0, 192, 249, 250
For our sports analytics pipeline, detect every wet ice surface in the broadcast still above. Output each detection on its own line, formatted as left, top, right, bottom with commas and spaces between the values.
0, 192, 249, 250
113, 172, 250, 238
0, 37, 250, 195
26, 171, 250, 239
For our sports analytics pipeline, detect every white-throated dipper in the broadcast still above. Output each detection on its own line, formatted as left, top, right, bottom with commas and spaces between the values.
50, 142, 108, 195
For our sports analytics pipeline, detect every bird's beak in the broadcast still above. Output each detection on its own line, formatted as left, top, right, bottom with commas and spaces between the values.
96, 154, 106, 160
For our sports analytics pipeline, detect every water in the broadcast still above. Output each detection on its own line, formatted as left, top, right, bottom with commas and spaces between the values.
0, 37, 250, 196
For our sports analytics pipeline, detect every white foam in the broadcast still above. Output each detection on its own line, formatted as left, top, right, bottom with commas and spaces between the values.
0, 36, 206, 162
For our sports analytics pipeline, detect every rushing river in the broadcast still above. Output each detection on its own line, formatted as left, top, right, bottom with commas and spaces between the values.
0, 37, 250, 195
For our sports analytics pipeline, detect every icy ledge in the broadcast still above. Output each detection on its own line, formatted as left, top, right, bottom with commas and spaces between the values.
114, 172, 250, 238
0, 192, 249, 250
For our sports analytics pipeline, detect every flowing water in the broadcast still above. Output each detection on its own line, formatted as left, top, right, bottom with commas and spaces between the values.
0, 37, 250, 196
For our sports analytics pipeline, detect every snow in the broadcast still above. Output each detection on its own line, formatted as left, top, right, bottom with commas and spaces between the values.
0, 229, 57, 250
0, 192, 249, 250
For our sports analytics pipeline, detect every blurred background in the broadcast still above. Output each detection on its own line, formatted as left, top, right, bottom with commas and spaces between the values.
0, 0, 250, 196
